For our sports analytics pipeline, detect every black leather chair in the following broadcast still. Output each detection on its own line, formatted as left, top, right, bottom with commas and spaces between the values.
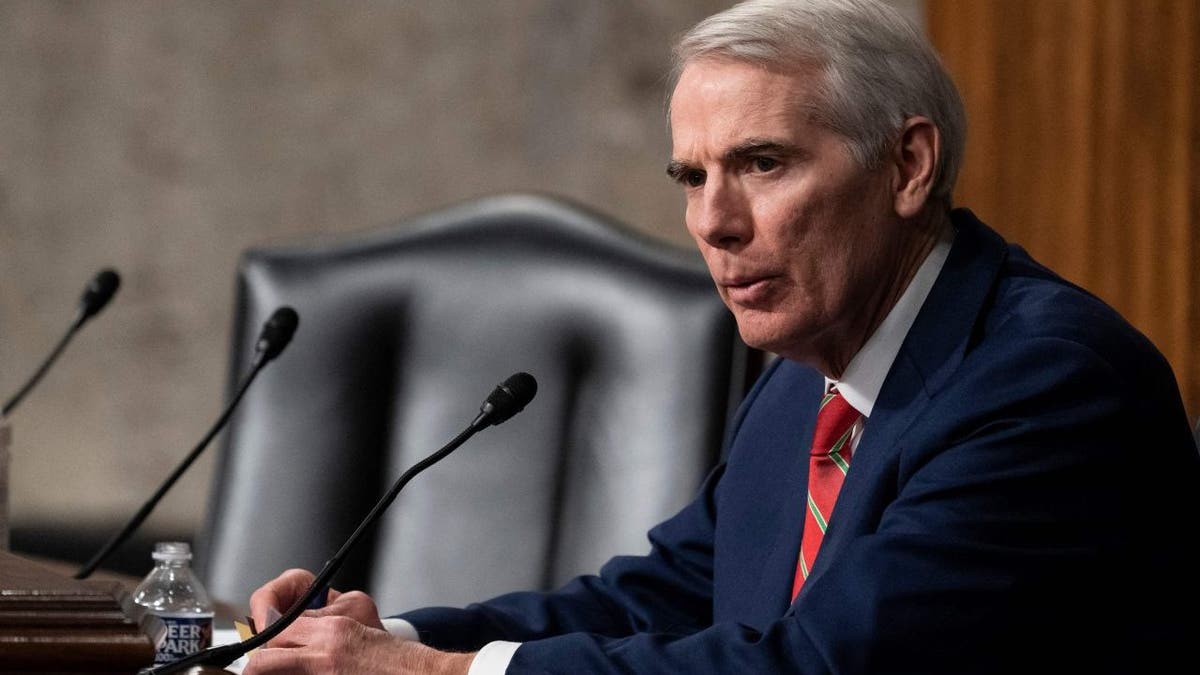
196, 193, 758, 612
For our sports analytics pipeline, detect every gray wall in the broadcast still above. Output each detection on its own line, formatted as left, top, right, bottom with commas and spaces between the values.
0, 1, 920, 564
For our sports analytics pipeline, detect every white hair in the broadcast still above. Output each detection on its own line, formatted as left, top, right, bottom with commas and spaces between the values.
672, 0, 966, 203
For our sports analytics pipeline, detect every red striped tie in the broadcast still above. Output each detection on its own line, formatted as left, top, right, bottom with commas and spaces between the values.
791, 388, 861, 600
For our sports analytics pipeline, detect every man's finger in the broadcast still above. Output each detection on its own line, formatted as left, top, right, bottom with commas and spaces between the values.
249, 568, 316, 630
261, 615, 321, 649
242, 645, 321, 675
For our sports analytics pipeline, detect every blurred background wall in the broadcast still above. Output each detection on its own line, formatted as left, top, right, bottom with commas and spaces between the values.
0, 0, 829, 572
0, 0, 734, 571
7, 0, 1195, 579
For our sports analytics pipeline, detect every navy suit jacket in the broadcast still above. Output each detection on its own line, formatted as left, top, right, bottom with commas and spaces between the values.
400, 211, 1200, 673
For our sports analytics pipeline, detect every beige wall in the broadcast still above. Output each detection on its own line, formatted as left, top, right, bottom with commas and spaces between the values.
0, 2, 921, 551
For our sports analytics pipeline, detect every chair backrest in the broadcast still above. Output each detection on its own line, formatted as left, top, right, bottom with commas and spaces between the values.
196, 193, 757, 612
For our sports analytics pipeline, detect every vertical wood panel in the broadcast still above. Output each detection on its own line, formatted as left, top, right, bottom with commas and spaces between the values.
928, 0, 1200, 420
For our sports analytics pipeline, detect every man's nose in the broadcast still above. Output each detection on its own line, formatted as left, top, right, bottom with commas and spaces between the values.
689, 176, 751, 249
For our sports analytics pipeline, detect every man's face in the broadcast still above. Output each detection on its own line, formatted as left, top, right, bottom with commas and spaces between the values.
669, 58, 904, 370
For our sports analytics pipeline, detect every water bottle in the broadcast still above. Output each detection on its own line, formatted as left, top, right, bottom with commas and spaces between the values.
132, 541, 214, 665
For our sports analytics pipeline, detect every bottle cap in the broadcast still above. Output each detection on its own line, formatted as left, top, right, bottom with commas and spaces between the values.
151, 541, 193, 562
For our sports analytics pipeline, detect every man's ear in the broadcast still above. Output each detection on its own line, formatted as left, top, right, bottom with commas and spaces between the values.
891, 116, 940, 218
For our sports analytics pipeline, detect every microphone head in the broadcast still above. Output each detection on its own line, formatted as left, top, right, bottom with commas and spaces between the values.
255, 306, 300, 363
479, 372, 538, 427
78, 268, 121, 321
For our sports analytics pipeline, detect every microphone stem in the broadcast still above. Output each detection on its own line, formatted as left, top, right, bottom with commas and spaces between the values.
2, 313, 85, 418
75, 351, 270, 580
146, 417, 490, 673
237, 420, 483, 654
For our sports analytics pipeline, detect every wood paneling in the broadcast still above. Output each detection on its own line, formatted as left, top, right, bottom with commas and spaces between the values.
927, 0, 1200, 420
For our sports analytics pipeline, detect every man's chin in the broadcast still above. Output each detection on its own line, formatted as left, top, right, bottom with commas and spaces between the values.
734, 322, 792, 356
733, 316, 821, 364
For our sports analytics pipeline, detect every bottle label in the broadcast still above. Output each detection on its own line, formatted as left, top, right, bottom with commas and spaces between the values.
151, 613, 213, 664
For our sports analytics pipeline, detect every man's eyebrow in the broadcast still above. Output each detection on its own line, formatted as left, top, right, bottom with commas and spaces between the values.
723, 139, 795, 161
667, 139, 799, 179
665, 159, 692, 181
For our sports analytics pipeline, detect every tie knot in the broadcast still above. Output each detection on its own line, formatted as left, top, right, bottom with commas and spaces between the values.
811, 389, 860, 456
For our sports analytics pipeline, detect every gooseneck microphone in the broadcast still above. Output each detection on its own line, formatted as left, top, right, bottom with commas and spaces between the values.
74, 306, 300, 580
3, 269, 121, 417
142, 372, 538, 674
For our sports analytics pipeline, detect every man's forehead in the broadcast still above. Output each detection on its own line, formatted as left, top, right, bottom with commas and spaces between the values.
669, 61, 823, 157
671, 57, 824, 105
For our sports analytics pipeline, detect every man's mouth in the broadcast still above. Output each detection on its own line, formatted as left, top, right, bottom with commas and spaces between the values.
721, 274, 778, 307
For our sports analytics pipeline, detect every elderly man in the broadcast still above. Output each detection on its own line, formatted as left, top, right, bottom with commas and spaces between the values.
245, 0, 1200, 672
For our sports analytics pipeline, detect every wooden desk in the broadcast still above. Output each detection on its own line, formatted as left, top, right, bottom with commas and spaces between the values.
0, 550, 155, 674
18, 553, 248, 627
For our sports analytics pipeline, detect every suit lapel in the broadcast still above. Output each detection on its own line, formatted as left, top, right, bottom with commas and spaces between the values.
711, 359, 824, 623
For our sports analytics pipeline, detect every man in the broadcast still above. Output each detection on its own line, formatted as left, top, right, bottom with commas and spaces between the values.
245, 0, 1200, 672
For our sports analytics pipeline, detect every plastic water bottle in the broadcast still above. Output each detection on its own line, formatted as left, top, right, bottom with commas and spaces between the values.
132, 541, 214, 665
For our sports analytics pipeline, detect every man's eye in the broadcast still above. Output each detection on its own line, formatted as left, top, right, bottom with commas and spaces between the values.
684, 170, 706, 187
751, 157, 779, 172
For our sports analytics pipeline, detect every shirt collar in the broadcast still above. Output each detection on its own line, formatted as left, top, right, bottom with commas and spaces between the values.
826, 228, 955, 417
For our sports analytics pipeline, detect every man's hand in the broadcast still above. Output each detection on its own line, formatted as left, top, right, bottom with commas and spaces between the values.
240, 616, 476, 675
246, 569, 475, 673
249, 568, 385, 632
